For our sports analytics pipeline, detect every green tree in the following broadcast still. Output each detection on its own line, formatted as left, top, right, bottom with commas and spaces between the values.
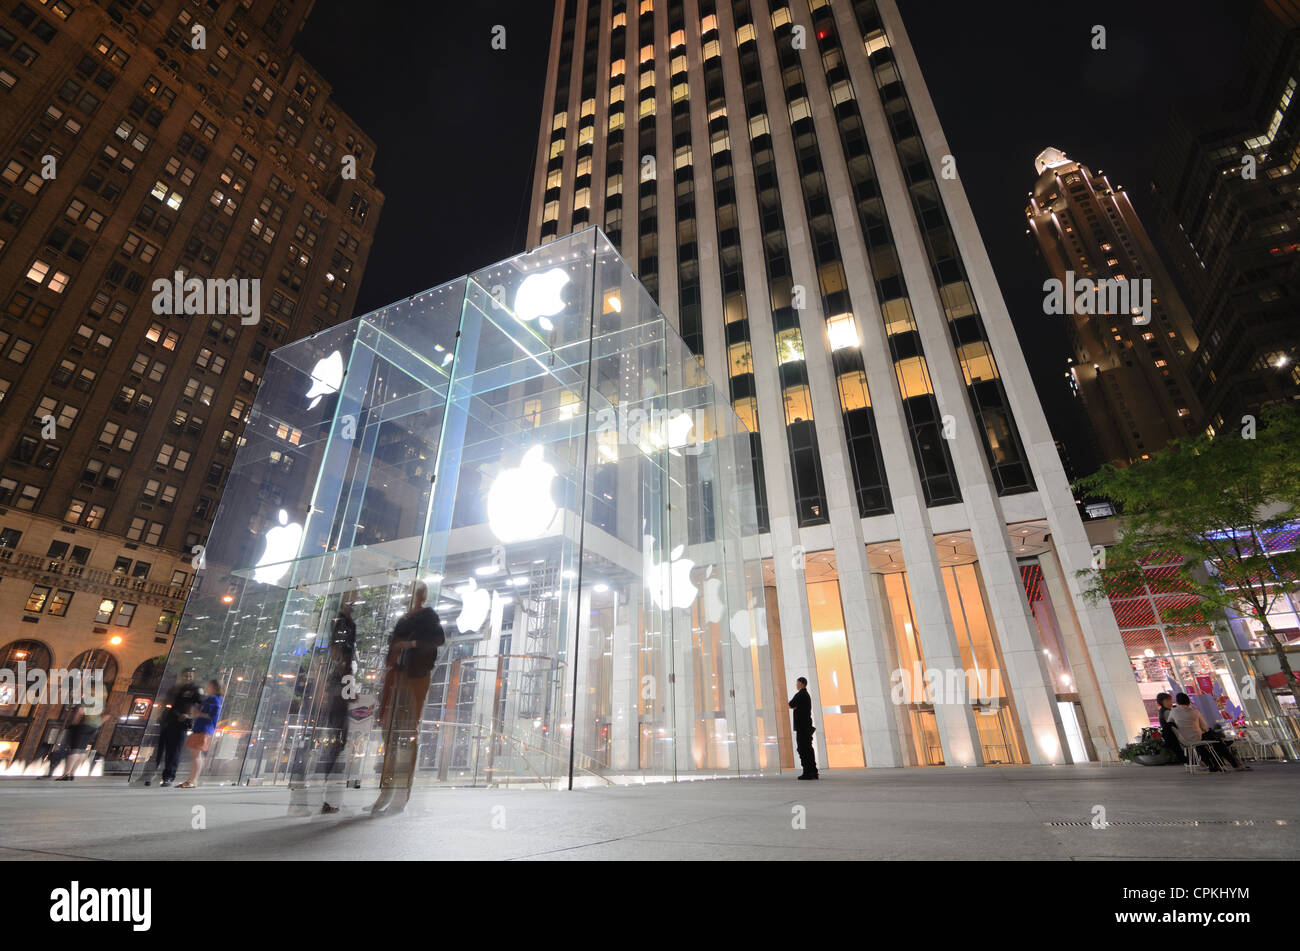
1074, 405, 1300, 700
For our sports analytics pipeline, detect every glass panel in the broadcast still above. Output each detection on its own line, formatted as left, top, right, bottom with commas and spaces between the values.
807, 577, 865, 767
135, 230, 776, 794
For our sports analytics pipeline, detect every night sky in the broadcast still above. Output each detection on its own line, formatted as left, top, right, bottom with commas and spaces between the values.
297, 0, 1245, 476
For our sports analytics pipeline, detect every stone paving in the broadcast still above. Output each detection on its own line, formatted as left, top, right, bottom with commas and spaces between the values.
1, 762, 1296, 860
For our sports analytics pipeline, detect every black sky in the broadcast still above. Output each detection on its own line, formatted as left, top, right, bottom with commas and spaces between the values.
298, 0, 1245, 475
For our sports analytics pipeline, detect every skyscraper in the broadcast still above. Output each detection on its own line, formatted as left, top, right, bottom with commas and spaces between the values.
1151, 0, 1300, 432
526, 0, 1148, 767
0, 0, 381, 769
1027, 148, 1203, 465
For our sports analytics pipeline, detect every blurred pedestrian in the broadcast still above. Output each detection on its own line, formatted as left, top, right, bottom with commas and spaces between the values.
176, 680, 223, 788
153, 668, 201, 787
370, 582, 444, 816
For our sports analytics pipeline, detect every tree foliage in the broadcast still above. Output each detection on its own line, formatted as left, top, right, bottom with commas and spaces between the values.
1074, 405, 1300, 689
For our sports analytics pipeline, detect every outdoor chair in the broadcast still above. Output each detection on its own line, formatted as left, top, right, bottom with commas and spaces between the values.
1168, 723, 1227, 774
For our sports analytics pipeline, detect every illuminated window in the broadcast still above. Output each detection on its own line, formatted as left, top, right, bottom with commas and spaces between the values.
776, 328, 804, 364
894, 356, 934, 397
827, 313, 859, 351
783, 384, 814, 423
728, 341, 754, 377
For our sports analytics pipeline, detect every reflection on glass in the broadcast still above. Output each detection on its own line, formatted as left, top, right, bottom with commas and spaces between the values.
133, 229, 778, 796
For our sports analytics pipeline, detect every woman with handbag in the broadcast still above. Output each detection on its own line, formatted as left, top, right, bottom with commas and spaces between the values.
176, 680, 223, 788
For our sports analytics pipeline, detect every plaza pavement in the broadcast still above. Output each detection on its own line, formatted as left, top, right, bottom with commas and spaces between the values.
1, 762, 1296, 861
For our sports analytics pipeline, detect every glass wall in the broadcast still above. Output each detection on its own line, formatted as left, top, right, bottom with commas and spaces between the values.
133, 228, 777, 789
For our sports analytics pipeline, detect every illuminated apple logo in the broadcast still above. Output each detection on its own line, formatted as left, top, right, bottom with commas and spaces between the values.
305, 350, 344, 409
514, 268, 570, 331
702, 565, 725, 624
253, 509, 304, 585
666, 411, 696, 454
729, 594, 769, 648
455, 578, 492, 633
487, 446, 559, 543
643, 534, 698, 611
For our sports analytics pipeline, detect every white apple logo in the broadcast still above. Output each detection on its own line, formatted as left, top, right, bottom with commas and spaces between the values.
253, 509, 304, 585
643, 535, 698, 611
305, 350, 344, 409
487, 445, 559, 543
666, 411, 696, 454
455, 578, 492, 633
729, 595, 768, 648
514, 268, 570, 331
702, 565, 725, 623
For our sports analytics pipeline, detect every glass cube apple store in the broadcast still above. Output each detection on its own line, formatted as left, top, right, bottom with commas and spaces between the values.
134, 228, 781, 788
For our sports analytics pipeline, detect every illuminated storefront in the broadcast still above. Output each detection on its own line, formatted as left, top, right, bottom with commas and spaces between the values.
1091, 522, 1300, 757
134, 229, 779, 788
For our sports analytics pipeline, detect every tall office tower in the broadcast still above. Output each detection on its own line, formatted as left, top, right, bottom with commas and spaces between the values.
526, 0, 1148, 767
1027, 148, 1203, 465
1151, 0, 1300, 432
0, 0, 381, 770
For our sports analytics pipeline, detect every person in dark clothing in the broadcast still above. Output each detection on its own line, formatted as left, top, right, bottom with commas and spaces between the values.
1155, 692, 1186, 764
52, 704, 90, 780
789, 677, 819, 780
153, 668, 201, 786
371, 582, 445, 816
318, 601, 358, 811
288, 600, 359, 816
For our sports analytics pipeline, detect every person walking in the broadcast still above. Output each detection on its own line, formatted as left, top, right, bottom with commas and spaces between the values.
789, 677, 819, 780
370, 582, 444, 816
53, 704, 92, 781
153, 668, 201, 787
1169, 692, 1249, 771
176, 680, 223, 788
1155, 692, 1187, 764
288, 600, 358, 816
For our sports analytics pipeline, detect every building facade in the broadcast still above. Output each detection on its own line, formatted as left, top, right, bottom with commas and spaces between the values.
1150, 0, 1300, 433
525, 0, 1148, 767
0, 0, 381, 771
1027, 148, 1203, 465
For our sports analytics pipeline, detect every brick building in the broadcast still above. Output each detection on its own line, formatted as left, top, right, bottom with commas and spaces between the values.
0, 0, 382, 771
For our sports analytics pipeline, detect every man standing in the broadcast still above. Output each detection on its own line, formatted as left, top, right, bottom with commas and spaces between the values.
153, 668, 200, 787
370, 582, 445, 816
789, 676, 819, 780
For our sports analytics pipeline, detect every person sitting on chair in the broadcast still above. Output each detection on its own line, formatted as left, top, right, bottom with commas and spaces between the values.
1155, 692, 1187, 764
1169, 693, 1248, 772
